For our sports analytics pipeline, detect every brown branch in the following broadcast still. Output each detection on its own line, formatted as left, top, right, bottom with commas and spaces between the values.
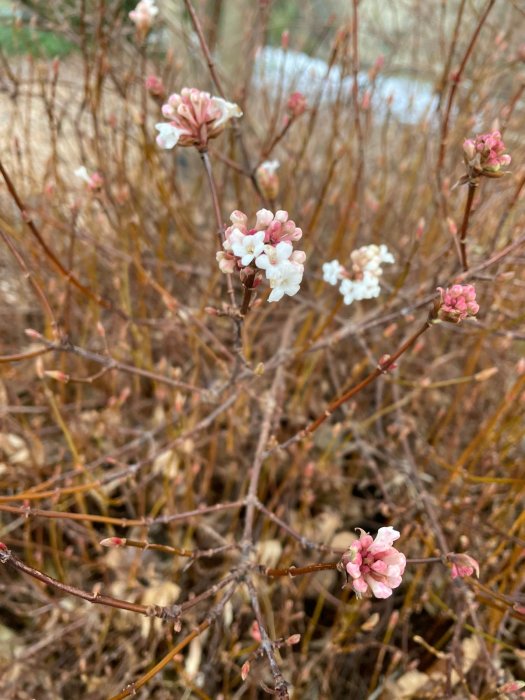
0, 544, 179, 619
0, 159, 126, 318
269, 317, 434, 455
458, 181, 478, 271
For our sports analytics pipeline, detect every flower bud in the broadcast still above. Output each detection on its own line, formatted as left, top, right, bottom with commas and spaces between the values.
255, 160, 280, 200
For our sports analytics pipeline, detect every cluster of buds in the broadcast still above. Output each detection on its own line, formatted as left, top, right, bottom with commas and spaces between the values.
436, 284, 479, 324
255, 160, 280, 200
462, 130, 511, 181
155, 88, 242, 151
322, 244, 394, 305
74, 166, 103, 192
217, 209, 305, 303
446, 552, 480, 580
129, 0, 158, 37
338, 527, 406, 599
145, 74, 166, 101
286, 91, 307, 118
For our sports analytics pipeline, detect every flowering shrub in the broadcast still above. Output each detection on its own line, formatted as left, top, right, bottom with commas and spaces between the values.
0, 1, 522, 698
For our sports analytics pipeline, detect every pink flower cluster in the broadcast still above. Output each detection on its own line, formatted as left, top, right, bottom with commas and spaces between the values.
463, 130, 511, 178
339, 527, 406, 599
448, 553, 480, 580
287, 92, 307, 118
217, 209, 305, 303
437, 284, 479, 324
155, 88, 242, 151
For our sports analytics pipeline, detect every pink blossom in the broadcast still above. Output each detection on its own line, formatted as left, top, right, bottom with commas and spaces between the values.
448, 553, 480, 580
339, 527, 406, 599
156, 88, 242, 150
463, 130, 511, 178
287, 91, 307, 118
437, 284, 479, 323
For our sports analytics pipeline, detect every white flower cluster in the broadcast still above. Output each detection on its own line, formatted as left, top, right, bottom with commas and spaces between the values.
322, 244, 394, 305
129, 0, 158, 32
217, 209, 306, 303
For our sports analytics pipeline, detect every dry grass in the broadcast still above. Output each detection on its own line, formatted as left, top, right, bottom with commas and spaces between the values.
0, 1, 524, 698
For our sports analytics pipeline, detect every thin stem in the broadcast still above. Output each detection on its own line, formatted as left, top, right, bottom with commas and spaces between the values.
241, 318, 294, 549
459, 181, 478, 271
255, 500, 342, 554
0, 159, 126, 318
0, 545, 178, 619
0, 347, 52, 364
24, 334, 204, 394
183, 0, 265, 202
108, 583, 237, 700
101, 537, 237, 560
199, 149, 237, 309
263, 562, 338, 578
245, 576, 289, 699
437, 0, 495, 173
240, 272, 257, 317
0, 226, 59, 337
270, 317, 433, 454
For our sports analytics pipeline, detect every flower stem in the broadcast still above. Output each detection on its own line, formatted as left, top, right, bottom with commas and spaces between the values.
199, 149, 237, 308
459, 181, 477, 271
240, 272, 257, 316
263, 562, 338, 577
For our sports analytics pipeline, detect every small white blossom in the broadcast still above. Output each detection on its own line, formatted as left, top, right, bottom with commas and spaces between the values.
155, 123, 185, 149
322, 259, 344, 286
259, 159, 280, 175
229, 229, 266, 267
339, 272, 381, 305
256, 241, 293, 278
129, 0, 158, 32
211, 97, 243, 128
74, 166, 90, 184
268, 260, 304, 302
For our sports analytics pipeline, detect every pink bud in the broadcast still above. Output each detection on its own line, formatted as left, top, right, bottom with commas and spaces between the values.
446, 217, 458, 236
447, 552, 480, 579
145, 74, 166, 99
286, 634, 301, 646
44, 370, 70, 383
100, 537, 126, 548
286, 91, 307, 118
241, 661, 250, 681
24, 328, 44, 340
250, 620, 262, 642
437, 285, 479, 324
